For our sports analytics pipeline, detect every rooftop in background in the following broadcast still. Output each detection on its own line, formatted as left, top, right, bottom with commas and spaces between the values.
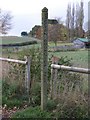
77, 38, 90, 42
48, 19, 58, 24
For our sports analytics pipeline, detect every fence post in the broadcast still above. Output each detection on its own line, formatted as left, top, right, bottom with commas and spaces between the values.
50, 56, 59, 99
41, 7, 48, 110
24, 56, 31, 102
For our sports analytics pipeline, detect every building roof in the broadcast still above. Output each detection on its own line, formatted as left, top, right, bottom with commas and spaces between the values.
77, 38, 90, 42
48, 19, 58, 24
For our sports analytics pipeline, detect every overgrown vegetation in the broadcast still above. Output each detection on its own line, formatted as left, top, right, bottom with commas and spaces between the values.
2, 79, 28, 108
2, 47, 88, 118
12, 106, 52, 118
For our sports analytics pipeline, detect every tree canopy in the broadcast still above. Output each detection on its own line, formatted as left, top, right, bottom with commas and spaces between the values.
21, 31, 28, 36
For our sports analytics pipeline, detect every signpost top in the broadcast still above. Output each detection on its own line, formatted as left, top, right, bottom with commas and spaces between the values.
42, 7, 48, 12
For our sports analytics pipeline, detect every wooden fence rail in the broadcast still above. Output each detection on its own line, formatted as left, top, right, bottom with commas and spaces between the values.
51, 64, 90, 74
50, 56, 90, 99
0, 57, 27, 64
0, 56, 31, 101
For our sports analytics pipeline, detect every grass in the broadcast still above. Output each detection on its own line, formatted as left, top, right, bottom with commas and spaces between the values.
12, 106, 52, 118
48, 41, 73, 47
2, 97, 25, 108
49, 49, 89, 68
0, 36, 40, 45
1, 47, 89, 68
1, 37, 88, 69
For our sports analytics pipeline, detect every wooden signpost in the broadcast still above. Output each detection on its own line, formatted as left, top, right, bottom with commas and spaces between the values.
41, 7, 48, 110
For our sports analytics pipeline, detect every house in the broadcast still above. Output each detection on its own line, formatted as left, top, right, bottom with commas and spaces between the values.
73, 38, 90, 48
29, 25, 41, 38
29, 19, 59, 40
29, 19, 69, 41
48, 19, 58, 24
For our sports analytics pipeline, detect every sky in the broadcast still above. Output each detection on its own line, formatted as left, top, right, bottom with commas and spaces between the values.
0, 0, 89, 36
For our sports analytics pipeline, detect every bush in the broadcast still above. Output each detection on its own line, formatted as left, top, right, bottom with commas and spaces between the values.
2, 96, 24, 108
2, 78, 26, 98
46, 100, 57, 111
2, 79, 28, 108
18, 47, 42, 82
21, 31, 28, 36
12, 106, 52, 118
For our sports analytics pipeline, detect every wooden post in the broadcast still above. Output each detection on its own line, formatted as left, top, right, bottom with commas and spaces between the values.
41, 7, 48, 110
0, 35, 2, 119
88, 2, 90, 117
88, 2, 90, 39
0, 37, 2, 80
24, 56, 31, 102
50, 56, 59, 99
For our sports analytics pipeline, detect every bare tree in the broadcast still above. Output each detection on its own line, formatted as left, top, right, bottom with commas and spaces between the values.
75, 3, 80, 37
88, 1, 90, 39
79, 0, 84, 37
48, 18, 65, 46
0, 9, 13, 34
48, 24, 60, 46
71, 3, 75, 39
75, 1, 84, 38
66, 3, 71, 41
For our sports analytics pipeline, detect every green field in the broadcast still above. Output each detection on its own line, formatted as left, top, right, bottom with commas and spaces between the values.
2, 48, 88, 69
0, 36, 89, 68
49, 50, 89, 68
0, 36, 40, 45
48, 41, 73, 47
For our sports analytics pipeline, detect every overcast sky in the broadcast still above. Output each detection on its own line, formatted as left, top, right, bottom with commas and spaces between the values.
0, 0, 89, 36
